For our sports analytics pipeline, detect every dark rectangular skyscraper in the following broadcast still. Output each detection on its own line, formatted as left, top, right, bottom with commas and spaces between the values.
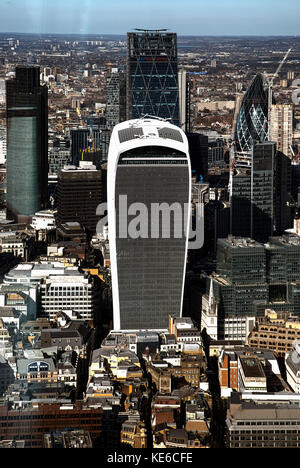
6, 66, 48, 222
71, 128, 103, 167
57, 164, 102, 235
251, 141, 275, 241
231, 141, 275, 242
126, 30, 179, 126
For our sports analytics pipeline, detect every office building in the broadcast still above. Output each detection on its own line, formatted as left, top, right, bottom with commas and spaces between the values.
186, 133, 208, 182
230, 167, 252, 237
40, 274, 95, 321
248, 310, 300, 356
56, 163, 102, 235
251, 141, 275, 241
238, 355, 267, 393
106, 70, 126, 131
48, 147, 71, 175
231, 141, 275, 242
178, 69, 190, 133
208, 139, 225, 168
0, 401, 103, 448
0, 124, 6, 164
285, 341, 300, 393
234, 74, 269, 153
226, 393, 300, 448
107, 118, 191, 330
211, 237, 268, 340
6, 66, 48, 222
274, 151, 292, 233
126, 30, 179, 125
70, 128, 102, 167
269, 104, 293, 159
208, 234, 300, 340
43, 429, 93, 449
1, 261, 96, 321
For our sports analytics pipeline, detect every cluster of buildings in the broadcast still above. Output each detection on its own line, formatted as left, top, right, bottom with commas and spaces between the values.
0, 29, 300, 450
86, 315, 211, 449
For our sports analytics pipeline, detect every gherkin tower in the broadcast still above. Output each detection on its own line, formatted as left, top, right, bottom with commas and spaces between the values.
235, 74, 270, 152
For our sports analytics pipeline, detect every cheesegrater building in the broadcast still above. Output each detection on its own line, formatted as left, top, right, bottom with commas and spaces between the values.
107, 118, 191, 330
126, 30, 179, 126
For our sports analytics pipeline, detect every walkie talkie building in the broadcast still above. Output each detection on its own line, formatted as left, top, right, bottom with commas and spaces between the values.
126, 30, 179, 126
107, 118, 191, 330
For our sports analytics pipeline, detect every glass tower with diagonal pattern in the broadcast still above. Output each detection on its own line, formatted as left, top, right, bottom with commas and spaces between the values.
126, 30, 179, 126
235, 74, 269, 153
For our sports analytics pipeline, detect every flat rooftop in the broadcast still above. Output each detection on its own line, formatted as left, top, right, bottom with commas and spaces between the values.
239, 356, 265, 378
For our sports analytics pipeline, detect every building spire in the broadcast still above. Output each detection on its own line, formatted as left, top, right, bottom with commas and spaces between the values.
208, 278, 214, 309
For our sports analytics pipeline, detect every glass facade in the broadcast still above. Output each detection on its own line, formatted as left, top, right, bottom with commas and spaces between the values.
231, 142, 275, 242
251, 142, 275, 241
231, 168, 251, 237
7, 116, 38, 216
213, 235, 300, 328
235, 74, 269, 153
6, 66, 48, 221
114, 146, 190, 329
106, 72, 126, 131
127, 31, 179, 125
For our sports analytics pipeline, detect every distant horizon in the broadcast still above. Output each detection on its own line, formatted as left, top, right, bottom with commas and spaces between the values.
0, 0, 299, 37
0, 31, 300, 39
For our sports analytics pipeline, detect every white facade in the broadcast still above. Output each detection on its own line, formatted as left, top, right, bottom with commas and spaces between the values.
269, 104, 293, 158
0, 138, 6, 165
0, 122, 6, 164
178, 69, 189, 133
201, 280, 218, 340
40, 275, 94, 321
223, 316, 255, 343
31, 211, 56, 231
286, 342, 300, 393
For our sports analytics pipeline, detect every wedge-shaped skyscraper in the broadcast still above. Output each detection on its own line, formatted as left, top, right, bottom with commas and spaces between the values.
107, 118, 191, 330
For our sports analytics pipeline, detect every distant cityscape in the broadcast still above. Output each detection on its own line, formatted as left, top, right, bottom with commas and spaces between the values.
0, 29, 300, 451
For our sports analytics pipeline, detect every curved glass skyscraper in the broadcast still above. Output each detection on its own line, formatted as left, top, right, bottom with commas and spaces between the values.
107, 118, 191, 330
235, 74, 269, 152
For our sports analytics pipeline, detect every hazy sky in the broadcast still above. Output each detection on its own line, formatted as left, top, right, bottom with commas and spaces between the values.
0, 0, 299, 36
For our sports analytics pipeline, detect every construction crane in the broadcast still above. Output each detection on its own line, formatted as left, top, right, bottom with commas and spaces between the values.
290, 144, 300, 164
266, 47, 292, 137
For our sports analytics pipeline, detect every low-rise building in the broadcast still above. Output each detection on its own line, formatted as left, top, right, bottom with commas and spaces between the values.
286, 341, 300, 392
120, 421, 147, 448
43, 429, 92, 448
0, 319, 13, 357
0, 401, 103, 448
248, 310, 300, 356
226, 392, 300, 448
238, 355, 267, 393
0, 356, 15, 396
16, 357, 57, 384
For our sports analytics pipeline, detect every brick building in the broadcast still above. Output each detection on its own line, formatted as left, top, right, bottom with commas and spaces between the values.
248, 310, 300, 356
0, 401, 103, 448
